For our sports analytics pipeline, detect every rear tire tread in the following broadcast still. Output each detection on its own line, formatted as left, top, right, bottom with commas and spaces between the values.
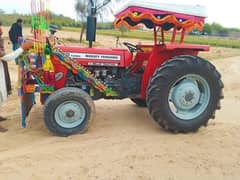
147, 55, 223, 133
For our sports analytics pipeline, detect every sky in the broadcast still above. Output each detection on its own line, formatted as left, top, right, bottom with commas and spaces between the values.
0, 0, 239, 28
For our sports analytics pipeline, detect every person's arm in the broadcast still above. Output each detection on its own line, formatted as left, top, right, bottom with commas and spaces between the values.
20, 26, 23, 37
1, 40, 33, 62
16, 25, 23, 41
1, 48, 24, 61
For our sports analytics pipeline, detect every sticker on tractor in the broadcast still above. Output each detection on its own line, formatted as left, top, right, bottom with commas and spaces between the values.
87, 62, 119, 66
69, 53, 121, 61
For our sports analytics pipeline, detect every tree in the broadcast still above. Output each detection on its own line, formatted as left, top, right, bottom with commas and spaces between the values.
12, 10, 17, 14
0, 9, 5, 14
75, 0, 88, 43
211, 22, 229, 36
203, 23, 212, 35
75, 0, 122, 43
119, 25, 128, 36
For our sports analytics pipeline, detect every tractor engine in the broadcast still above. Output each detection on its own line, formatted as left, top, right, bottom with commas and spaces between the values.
65, 66, 142, 100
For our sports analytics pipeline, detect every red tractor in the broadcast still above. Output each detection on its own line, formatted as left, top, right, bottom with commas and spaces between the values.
20, 0, 223, 136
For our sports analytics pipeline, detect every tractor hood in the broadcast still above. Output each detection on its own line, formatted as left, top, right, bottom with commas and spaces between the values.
56, 45, 133, 67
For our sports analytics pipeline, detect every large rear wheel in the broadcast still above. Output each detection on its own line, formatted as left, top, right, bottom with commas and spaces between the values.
43, 87, 95, 136
147, 55, 223, 133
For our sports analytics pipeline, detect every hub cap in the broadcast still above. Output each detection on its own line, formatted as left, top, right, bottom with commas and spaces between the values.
55, 101, 86, 128
168, 74, 210, 120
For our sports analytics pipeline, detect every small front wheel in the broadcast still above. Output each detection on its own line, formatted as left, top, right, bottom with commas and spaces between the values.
43, 87, 95, 136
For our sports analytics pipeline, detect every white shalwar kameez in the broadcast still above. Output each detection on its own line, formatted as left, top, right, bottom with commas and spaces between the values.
0, 61, 7, 104
0, 48, 23, 106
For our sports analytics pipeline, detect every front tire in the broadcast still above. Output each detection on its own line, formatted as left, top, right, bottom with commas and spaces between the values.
147, 55, 223, 133
43, 87, 95, 136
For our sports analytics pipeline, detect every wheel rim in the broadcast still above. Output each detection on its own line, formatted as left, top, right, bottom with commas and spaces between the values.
168, 74, 210, 120
54, 101, 86, 128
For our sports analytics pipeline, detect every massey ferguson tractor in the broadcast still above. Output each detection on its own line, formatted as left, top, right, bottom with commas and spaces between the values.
19, 0, 223, 136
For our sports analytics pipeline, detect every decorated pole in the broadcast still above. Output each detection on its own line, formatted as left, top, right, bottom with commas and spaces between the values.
19, 0, 50, 127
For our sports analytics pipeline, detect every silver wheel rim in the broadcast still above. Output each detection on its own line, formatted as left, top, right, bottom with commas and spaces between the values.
168, 74, 210, 120
54, 101, 86, 128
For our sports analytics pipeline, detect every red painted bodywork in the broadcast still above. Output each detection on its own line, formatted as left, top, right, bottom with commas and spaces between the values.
137, 43, 209, 98
54, 43, 209, 98
51, 55, 68, 90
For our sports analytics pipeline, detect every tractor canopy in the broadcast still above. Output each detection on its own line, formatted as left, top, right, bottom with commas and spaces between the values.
114, 0, 207, 33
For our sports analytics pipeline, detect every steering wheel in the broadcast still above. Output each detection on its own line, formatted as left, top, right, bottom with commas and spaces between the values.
123, 42, 143, 53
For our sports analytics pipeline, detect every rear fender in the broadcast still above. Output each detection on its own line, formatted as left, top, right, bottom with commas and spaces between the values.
140, 44, 207, 98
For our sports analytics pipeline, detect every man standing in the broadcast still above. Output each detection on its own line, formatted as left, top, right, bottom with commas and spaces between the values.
0, 22, 12, 97
48, 24, 59, 47
0, 31, 33, 133
0, 24, 9, 132
8, 19, 23, 64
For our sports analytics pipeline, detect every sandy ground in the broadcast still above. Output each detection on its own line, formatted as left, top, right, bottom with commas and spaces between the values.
0, 27, 240, 180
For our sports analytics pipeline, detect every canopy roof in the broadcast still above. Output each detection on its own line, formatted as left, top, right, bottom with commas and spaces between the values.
114, 0, 207, 32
